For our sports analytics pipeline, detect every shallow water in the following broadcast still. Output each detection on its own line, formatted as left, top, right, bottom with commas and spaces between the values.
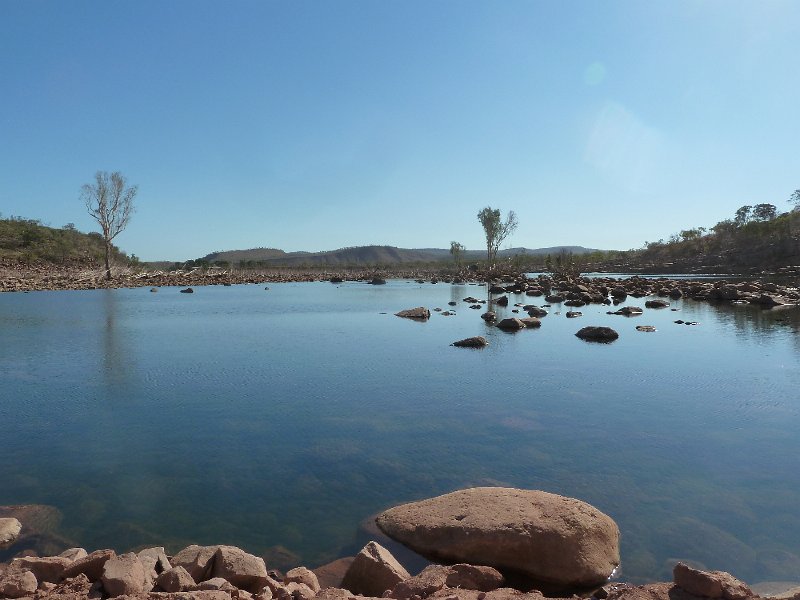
1, 280, 800, 584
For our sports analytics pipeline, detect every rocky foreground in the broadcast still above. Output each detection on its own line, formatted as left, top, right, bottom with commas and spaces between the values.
2, 488, 796, 600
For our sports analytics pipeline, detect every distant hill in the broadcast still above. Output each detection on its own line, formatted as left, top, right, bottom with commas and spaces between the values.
0, 216, 127, 265
197, 245, 602, 267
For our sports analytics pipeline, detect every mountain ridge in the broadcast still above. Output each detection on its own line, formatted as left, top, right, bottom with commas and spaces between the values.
198, 245, 603, 266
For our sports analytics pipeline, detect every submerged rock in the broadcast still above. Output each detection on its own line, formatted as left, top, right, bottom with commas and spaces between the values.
376, 487, 620, 589
0, 518, 21, 546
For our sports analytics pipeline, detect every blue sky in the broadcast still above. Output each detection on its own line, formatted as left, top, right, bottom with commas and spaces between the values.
1, 1, 798, 261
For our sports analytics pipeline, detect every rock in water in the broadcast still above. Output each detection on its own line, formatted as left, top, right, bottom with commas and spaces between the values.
576, 326, 619, 342
0, 518, 22, 546
375, 487, 619, 589
395, 307, 431, 320
451, 336, 489, 348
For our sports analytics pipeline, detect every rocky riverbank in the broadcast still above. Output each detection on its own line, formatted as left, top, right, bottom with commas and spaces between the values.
2, 489, 796, 600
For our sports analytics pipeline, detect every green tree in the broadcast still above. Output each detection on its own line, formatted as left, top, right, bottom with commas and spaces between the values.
449, 241, 465, 265
477, 206, 518, 266
752, 203, 778, 222
734, 205, 752, 227
82, 171, 137, 280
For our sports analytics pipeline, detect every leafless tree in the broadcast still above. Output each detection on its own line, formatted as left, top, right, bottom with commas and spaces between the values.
82, 171, 137, 280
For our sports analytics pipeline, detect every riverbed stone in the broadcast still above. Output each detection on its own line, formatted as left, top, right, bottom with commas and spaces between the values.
101, 552, 149, 597
576, 326, 619, 342
395, 307, 431, 320
389, 565, 450, 599
376, 487, 620, 589
59, 548, 89, 562
156, 566, 196, 592
0, 518, 22, 546
496, 318, 525, 331
10, 555, 71, 583
61, 549, 116, 582
452, 336, 489, 348
210, 545, 269, 593
0, 568, 37, 598
284, 567, 320, 593
341, 541, 410, 597
672, 562, 753, 600
171, 545, 220, 582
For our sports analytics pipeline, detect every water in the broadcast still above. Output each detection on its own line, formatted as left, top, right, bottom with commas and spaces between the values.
1, 280, 800, 584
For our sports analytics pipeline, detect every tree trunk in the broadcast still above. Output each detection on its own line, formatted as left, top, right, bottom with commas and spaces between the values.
104, 240, 112, 280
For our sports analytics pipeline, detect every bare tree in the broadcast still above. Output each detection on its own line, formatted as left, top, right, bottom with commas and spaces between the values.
790, 189, 800, 211
82, 171, 137, 280
477, 206, 518, 265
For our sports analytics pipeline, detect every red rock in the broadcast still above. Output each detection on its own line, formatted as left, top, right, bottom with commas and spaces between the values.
445, 565, 504, 592
10, 556, 71, 583
101, 552, 149, 597
156, 566, 197, 593
0, 569, 38, 598
390, 565, 450, 599
673, 563, 754, 600
377, 487, 620, 589
61, 549, 116, 582
341, 541, 410, 597
210, 546, 269, 593
284, 567, 320, 593
171, 545, 220, 583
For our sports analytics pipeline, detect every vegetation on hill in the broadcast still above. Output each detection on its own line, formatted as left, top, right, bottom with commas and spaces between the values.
178, 245, 602, 271
590, 202, 800, 274
0, 215, 130, 266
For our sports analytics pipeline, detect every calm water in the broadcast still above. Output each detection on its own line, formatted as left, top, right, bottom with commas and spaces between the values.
2, 280, 800, 584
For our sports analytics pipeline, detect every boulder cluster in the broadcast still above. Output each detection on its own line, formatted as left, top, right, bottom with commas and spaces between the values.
0, 488, 776, 600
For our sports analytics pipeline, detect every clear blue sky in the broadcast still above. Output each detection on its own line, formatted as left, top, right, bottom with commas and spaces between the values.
1, 1, 798, 261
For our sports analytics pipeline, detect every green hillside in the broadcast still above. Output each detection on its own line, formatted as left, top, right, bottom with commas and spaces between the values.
0, 216, 128, 265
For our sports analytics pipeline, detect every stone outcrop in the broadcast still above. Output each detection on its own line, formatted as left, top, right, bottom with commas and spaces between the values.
340, 541, 410, 597
376, 487, 620, 589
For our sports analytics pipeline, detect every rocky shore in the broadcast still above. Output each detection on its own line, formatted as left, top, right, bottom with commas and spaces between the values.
1, 489, 795, 600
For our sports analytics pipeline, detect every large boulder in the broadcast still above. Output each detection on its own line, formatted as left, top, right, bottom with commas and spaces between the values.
341, 541, 410, 597
376, 487, 619, 589
0, 569, 37, 598
672, 562, 753, 600
61, 549, 116, 582
210, 545, 269, 593
101, 552, 150, 597
0, 518, 22, 547
156, 566, 196, 592
171, 544, 220, 582
10, 556, 71, 583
